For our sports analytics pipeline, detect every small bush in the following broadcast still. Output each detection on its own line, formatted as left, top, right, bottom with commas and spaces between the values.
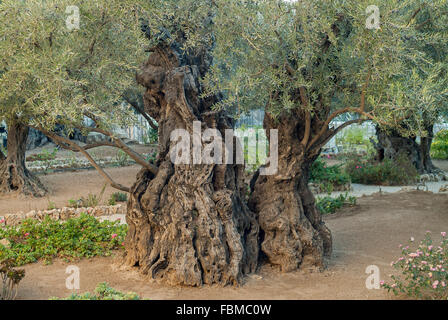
79, 184, 107, 207
0, 214, 127, 266
0, 258, 25, 300
143, 127, 158, 145
382, 232, 448, 300
108, 192, 128, 205
311, 158, 351, 192
115, 150, 130, 167
345, 154, 418, 186
145, 151, 157, 164
50, 282, 140, 300
67, 199, 80, 208
316, 193, 357, 214
47, 199, 56, 210
431, 130, 448, 160
79, 194, 100, 207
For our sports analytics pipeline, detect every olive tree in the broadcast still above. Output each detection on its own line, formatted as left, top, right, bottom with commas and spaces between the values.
205, 0, 442, 272
121, 0, 259, 286
374, 1, 448, 174
0, 0, 147, 196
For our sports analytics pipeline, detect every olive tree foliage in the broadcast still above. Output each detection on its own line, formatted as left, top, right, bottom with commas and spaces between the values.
0, 0, 147, 130
389, 0, 448, 136
0, 0, 148, 193
205, 0, 445, 142
368, 1, 448, 173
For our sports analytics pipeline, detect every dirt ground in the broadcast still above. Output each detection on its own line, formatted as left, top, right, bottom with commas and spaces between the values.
1, 155, 447, 300
0, 142, 153, 214
14, 190, 448, 300
0, 165, 142, 214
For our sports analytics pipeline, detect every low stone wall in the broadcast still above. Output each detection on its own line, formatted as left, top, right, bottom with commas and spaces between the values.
0, 204, 126, 227
27, 158, 134, 173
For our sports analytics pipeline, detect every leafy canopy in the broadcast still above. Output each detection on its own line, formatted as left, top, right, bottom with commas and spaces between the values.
0, 0, 147, 132
204, 0, 447, 133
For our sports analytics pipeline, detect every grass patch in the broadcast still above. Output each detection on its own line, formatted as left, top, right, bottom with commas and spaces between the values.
316, 192, 357, 214
310, 158, 351, 193
108, 192, 128, 206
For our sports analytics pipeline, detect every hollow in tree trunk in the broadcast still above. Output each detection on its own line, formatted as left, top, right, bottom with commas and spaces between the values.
122, 45, 259, 286
249, 112, 332, 272
0, 120, 47, 197
374, 125, 437, 174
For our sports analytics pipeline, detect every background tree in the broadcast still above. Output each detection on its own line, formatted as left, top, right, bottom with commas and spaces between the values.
121, 0, 259, 286
374, 1, 448, 174
205, 0, 442, 272
0, 0, 147, 196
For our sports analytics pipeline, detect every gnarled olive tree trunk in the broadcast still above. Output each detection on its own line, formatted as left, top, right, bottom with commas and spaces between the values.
249, 112, 332, 272
375, 125, 437, 174
122, 45, 259, 286
0, 120, 47, 197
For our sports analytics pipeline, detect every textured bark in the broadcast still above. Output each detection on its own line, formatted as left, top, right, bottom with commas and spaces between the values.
375, 125, 437, 174
0, 121, 47, 197
122, 45, 259, 286
249, 112, 332, 273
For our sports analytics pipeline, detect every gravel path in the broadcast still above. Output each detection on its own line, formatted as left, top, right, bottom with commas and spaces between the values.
319, 181, 448, 198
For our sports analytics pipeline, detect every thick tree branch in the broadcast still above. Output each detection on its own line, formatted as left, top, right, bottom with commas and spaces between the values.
81, 114, 158, 175
299, 87, 311, 148
123, 92, 159, 131
306, 69, 373, 151
30, 126, 130, 193
317, 118, 367, 150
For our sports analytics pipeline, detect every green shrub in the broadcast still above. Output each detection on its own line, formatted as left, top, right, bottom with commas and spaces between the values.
115, 150, 130, 167
79, 184, 107, 207
345, 154, 419, 186
143, 127, 158, 145
145, 151, 157, 164
431, 129, 448, 160
67, 199, 79, 208
382, 232, 448, 300
47, 199, 56, 210
79, 194, 100, 207
0, 214, 127, 266
316, 193, 357, 214
50, 282, 140, 300
108, 192, 128, 205
310, 159, 351, 192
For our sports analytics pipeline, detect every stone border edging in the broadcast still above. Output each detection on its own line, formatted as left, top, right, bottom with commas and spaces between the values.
0, 204, 126, 227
